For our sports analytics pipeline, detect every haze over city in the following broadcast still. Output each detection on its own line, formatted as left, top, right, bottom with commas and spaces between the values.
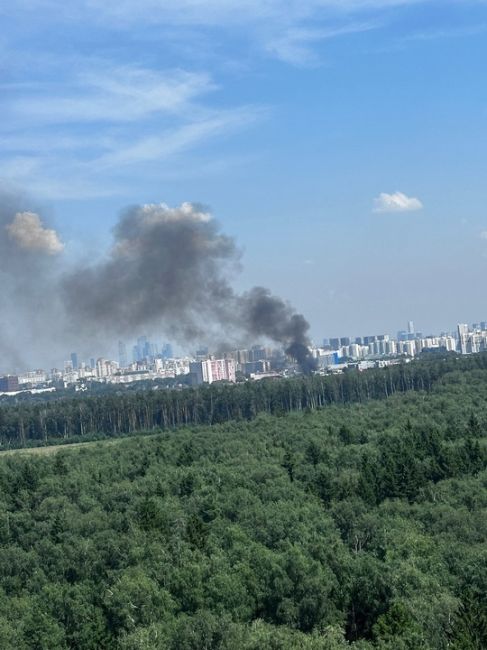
2, 0, 487, 367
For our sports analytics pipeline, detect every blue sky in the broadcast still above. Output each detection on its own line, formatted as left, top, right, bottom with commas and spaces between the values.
2, 0, 487, 343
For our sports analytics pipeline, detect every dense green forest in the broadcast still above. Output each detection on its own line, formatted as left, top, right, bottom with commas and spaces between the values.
0, 359, 485, 648
2, 353, 487, 448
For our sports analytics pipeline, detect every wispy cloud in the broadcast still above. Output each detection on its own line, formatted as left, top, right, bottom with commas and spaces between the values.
266, 21, 377, 65
373, 191, 423, 213
8, 66, 214, 126
89, 0, 438, 28
3, 0, 433, 65
8, 0, 430, 26
2, 0, 481, 201
92, 108, 261, 169
401, 23, 487, 43
0, 60, 262, 199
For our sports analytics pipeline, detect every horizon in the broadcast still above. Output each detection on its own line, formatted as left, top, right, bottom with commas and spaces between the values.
0, 315, 483, 376
2, 1, 487, 367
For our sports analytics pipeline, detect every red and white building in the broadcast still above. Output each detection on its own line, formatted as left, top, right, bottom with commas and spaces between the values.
189, 358, 236, 384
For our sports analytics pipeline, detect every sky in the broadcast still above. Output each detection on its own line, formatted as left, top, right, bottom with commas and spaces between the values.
2, 0, 487, 362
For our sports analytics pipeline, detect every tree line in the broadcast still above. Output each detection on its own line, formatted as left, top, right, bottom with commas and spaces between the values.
2, 353, 487, 447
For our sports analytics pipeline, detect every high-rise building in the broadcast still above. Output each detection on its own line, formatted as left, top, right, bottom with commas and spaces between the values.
196, 347, 209, 359
161, 343, 173, 359
0, 376, 19, 392
118, 341, 127, 368
457, 323, 469, 354
189, 359, 236, 384
70, 352, 78, 370
330, 338, 340, 350
237, 349, 249, 365
249, 346, 267, 362
408, 321, 415, 335
132, 336, 159, 362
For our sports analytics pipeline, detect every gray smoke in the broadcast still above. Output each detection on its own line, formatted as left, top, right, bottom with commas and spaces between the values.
0, 193, 316, 373
62, 202, 237, 341
0, 187, 65, 371
63, 202, 317, 372
239, 287, 317, 372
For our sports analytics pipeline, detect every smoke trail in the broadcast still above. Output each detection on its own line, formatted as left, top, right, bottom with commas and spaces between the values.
63, 202, 317, 372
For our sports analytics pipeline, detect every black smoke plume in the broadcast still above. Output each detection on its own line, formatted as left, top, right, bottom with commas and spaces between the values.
239, 287, 317, 372
62, 202, 317, 373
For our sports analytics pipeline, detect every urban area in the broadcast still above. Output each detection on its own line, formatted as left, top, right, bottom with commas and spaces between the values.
1, 320, 486, 395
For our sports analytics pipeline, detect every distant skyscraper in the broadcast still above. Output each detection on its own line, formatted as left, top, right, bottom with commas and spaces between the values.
118, 341, 127, 368
408, 321, 415, 335
457, 323, 469, 354
249, 345, 267, 362
132, 335, 158, 362
0, 375, 19, 392
70, 352, 78, 370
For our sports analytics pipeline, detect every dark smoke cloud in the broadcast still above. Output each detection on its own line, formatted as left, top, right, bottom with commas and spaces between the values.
63, 202, 317, 372
62, 202, 238, 341
0, 192, 316, 373
239, 287, 317, 372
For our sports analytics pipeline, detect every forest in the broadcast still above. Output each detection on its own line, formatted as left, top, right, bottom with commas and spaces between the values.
2, 353, 487, 448
0, 357, 485, 648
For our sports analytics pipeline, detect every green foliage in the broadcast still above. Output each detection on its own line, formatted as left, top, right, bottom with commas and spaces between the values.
2, 353, 487, 450
0, 359, 485, 647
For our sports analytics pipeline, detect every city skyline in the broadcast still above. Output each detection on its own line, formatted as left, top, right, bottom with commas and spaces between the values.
1, 316, 487, 380
2, 2, 487, 363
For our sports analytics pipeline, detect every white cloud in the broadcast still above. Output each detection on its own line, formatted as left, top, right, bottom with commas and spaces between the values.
1, 0, 465, 201
10, 0, 428, 26
10, 66, 213, 126
0, 60, 262, 199
4, 0, 428, 65
266, 22, 376, 65
373, 191, 423, 213
91, 107, 261, 169
6, 211, 64, 254
88, 0, 434, 28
